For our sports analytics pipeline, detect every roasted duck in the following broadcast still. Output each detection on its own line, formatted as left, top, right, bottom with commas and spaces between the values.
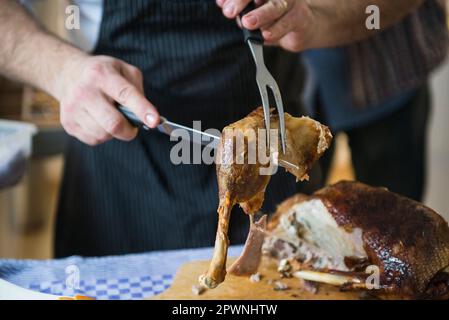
264, 181, 449, 299
199, 108, 332, 289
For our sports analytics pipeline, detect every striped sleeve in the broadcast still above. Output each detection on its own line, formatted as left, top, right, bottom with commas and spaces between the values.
348, 0, 448, 108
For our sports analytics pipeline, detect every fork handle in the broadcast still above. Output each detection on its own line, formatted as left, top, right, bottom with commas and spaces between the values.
240, 2, 263, 43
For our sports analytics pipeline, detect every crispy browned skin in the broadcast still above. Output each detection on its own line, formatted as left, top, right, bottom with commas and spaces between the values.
199, 108, 332, 289
270, 181, 449, 298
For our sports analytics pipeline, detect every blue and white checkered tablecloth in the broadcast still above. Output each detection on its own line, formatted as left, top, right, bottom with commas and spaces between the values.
0, 246, 243, 300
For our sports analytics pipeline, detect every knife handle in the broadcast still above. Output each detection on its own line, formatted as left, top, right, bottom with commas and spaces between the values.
240, 2, 263, 43
117, 105, 150, 130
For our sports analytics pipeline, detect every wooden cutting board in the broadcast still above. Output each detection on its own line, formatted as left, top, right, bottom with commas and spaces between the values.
153, 257, 362, 300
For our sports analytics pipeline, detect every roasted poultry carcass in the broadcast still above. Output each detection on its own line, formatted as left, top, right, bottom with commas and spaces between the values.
264, 181, 449, 299
199, 108, 332, 289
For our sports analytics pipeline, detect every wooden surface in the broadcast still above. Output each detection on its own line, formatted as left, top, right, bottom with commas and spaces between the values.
153, 257, 362, 300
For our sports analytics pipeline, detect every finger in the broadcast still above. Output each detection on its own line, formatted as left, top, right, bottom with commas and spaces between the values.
74, 109, 113, 144
236, 15, 243, 29
100, 68, 160, 128
85, 93, 138, 141
119, 63, 157, 132
278, 32, 305, 52
221, 0, 252, 19
60, 95, 120, 145
76, 132, 102, 146
64, 121, 101, 146
242, 0, 291, 30
216, 0, 226, 8
254, 0, 267, 5
120, 62, 144, 93
261, 9, 295, 42
263, 39, 280, 47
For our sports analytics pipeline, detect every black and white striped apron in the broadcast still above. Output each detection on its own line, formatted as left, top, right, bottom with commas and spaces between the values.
55, 0, 305, 257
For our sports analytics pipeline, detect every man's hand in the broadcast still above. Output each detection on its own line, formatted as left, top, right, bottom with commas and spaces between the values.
217, 0, 315, 52
217, 0, 425, 52
0, 0, 159, 147
57, 55, 160, 146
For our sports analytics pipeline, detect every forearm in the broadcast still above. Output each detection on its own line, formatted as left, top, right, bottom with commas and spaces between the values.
309, 0, 425, 47
0, 0, 87, 99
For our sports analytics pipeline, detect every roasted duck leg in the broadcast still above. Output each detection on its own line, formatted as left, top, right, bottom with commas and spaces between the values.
199, 108, 332, 289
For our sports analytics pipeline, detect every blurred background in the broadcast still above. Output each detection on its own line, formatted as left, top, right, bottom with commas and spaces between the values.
1, 1, 448, 259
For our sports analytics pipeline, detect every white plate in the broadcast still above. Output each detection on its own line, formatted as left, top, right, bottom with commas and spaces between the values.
0, 279, 60, 300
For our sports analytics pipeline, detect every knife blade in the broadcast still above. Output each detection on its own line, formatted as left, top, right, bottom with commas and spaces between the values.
157, 116, 221, 149
118, 105, 298, 171
117, 105, 220, 147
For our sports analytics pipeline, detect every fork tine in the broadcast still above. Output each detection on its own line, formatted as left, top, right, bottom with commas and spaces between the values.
246, 40, 285, 154
257, 82, 271, 149
269, 81, 286, 154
